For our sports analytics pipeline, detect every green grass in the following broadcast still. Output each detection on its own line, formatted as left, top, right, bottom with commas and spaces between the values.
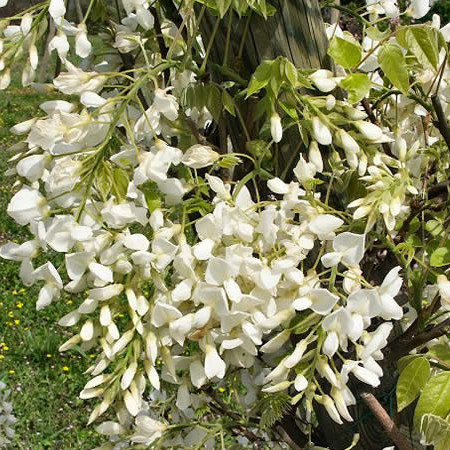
0, 79, 103, 448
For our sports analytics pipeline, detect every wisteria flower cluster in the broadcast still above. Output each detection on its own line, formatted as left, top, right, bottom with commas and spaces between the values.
0, 0, 450, 448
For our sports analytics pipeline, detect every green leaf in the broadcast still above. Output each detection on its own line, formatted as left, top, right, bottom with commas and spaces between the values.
414, 372, 450, 429
405, 26, 440, 69
205, 84, 222, 123
428, 344, 450, 365
327, 35, 362, 69
259, 393, 291, 430
95, 162, 113, 201
398, 354, 421, 373
430, 240, 450, 267
284, 60, 298, 87
112, 168, 129, 202
420, 414, 450, 450
340, 73, 371, 104
216, 0, 233, 17
426, 220, 444, 237
247, 60, 274, 97
378, 44, 410, 94
141, 181, 162, 213
221, 90, 236, 116
396, 357, 430, 412
366, 25, 390, 41
278, 100, 298, 120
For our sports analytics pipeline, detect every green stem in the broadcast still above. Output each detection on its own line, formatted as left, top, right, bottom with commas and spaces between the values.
237, 11, 252, 60
200, 15, 221, 73
223, 9, 233, 67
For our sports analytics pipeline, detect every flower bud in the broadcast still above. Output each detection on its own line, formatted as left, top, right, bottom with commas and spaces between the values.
393, 135, 407, 161
355, 121, 383, 141
270, 112, 283, 143
336, 129, 360, 154
309, 141, 323, 172
326, 94, 336, 110
315, 395, 343, 424
181, 144, 219, 169
312, 116, 332, 146
437, 275, 450, 310
309, 69, 337, 93
293, 155, 316, 185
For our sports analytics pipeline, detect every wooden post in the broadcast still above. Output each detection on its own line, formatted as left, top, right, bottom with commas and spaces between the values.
197, 0, 330, 181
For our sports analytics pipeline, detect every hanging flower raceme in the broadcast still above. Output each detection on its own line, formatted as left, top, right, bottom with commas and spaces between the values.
1, 0, 449, 448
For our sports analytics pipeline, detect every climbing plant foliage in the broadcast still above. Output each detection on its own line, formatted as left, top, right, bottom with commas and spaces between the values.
0, 0, 449, 448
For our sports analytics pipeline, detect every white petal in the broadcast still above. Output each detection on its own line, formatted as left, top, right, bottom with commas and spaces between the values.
309, 288, 339, 315
123, 234, 150, 251
294, 374, 308, 392
204, 344, 226, 379
267, 177, 289, 194
309, 215, 344, 239
80, 319, 94, 341
193, 239, 215, 260
323, 331, 339, 358
190, 360, 207, 388
89, 262, 113, 283
49, 0, 66, 20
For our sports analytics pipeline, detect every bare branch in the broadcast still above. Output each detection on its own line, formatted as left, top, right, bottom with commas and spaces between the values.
360, 393, 413, 450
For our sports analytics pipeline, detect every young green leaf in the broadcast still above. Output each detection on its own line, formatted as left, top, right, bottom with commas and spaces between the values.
328, 36, 362, 69
403, 26, 440, 69
420, 414, 450, 450
247, 60, 274, 97
414, 372, 450, 429
340, 73, 371, 104
216, 0, 233, 17
398, 354, 421, 374
430, 240, 450, 267
221, 90, 236, 116
378, 44, 410, 94
396, 357, 430, 412
284, 60, 298, 87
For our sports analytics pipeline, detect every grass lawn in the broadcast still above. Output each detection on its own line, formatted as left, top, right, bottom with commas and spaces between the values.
0, 80, 103, 448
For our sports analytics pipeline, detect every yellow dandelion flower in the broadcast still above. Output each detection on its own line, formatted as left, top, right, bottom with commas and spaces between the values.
14, 320, 20, 325
62, 366, 69, 372
218, 387, 225, 393
12, 290, 18, 295
16, 302, 23, 309
46, 354, 52, 358
0, 355, 4, 360
67, 300, 73, 305
3, 346, 9, 352
8, 370, 14, 374
8, 312, 14, 318
89, 354, 95, 359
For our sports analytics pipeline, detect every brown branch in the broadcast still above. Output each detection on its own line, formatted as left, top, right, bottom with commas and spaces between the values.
387, 317, 450, 363
431, 94, 450, 150
275, 415, 308, 450
360, 393, 413, 450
